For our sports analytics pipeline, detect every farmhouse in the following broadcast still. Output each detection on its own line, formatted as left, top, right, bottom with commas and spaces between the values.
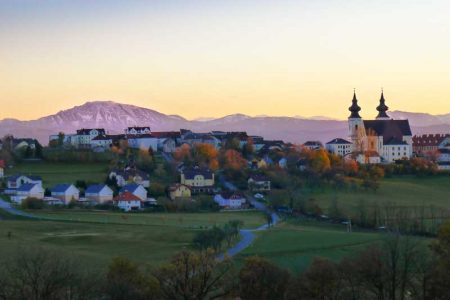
119, 184, 147, 201
169, 184, 191, 200
11, 183, 44, 204
214, 191, 246, 209
248, 174, 271, 192
114, 191, 143, 212
85, 184, 113, 203
51, 184, 80, 204
180, 167, 215, 193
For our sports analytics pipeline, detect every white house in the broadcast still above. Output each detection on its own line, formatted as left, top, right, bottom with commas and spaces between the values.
72, 128, 106, 149
85, 184, 114, 203
11, 183, 44, 204
248, 174, 271, 192
51, 184, 80, 204
7, 175, 42, 189
119, 184, 147, 201
303, 141, 323, 151
114, 192, 143, 212
90, 135, 112, 151
214, 192, 246, 209
326, 138, 353, 157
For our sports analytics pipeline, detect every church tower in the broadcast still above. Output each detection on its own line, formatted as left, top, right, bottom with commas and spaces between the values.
348, 90, 365, 152
376, 90, 390, 120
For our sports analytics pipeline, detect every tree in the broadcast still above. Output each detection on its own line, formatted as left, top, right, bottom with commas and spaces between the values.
193, 226, 225, 252
266, 213, 273, 228
239, 256, 290, 300
154, 250, 235, 300
105, 257, 158, 300
21, 197, 44, 209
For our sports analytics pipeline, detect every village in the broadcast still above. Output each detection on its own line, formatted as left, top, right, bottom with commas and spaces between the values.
0, 92, 449, 214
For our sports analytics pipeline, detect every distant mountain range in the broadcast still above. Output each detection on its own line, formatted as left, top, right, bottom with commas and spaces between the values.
1, 101, 449, 145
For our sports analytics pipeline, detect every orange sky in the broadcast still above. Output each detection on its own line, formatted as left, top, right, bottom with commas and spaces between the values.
1, 0, 450, 121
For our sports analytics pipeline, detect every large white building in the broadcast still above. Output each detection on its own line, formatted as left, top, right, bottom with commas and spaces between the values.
348, 91, 413, 163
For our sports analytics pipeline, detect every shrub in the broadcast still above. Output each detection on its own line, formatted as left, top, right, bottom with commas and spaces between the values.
21, 197, 44, 209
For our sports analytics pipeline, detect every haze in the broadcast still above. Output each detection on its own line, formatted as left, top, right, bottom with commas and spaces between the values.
1, 0, 450, 120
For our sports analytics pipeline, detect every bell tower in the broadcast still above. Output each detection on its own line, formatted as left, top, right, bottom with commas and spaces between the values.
376, 89, 390, 120
348, 90, 365, 152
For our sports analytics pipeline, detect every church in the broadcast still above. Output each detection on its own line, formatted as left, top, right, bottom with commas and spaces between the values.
348, 91, 413, 163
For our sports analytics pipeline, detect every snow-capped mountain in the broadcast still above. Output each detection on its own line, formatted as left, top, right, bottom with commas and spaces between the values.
1, 101, 449, 145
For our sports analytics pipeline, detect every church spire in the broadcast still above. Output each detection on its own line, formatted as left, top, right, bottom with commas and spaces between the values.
348, 89, 361, 118
376, 89, 389, 119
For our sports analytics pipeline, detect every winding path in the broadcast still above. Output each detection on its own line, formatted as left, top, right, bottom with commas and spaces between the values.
217, 178, 280, 261
0, 198, 36, 218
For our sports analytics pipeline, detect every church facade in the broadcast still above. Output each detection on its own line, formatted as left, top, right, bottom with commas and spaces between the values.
348, 91, 413, 163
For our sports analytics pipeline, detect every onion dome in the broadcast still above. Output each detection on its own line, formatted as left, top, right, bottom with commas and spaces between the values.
348, 90, 361, 118
376, 91, 389, 119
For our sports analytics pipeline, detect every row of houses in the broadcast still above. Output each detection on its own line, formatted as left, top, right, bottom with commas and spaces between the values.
2, 173, 154, 211
49, 127, 289, 154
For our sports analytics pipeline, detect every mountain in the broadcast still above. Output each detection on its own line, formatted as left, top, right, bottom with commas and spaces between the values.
0, 101, 449, 145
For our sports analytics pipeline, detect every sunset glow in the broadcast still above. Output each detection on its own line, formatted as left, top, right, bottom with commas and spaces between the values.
1, 0, 450, 120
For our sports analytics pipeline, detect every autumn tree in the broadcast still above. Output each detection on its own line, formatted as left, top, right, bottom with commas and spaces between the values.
192, 143, 219, 171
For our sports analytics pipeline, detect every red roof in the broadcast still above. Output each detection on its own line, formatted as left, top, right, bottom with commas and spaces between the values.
114, 191, 142, 202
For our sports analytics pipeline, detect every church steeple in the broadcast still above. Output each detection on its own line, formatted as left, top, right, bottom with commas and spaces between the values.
376, 89, 390, 119
348, 90, 361, 119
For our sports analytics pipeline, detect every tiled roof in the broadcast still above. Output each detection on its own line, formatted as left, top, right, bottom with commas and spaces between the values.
151, 131, 181, 138
363, 119, 412, 143
218, 191, 245, 200
85, 184, 107, 194
303, 141, 323, 146
413, 134, 450, 147
51, 184, 75, 193
17, 183, 38, 192
114, 191, 142, 201
182, 167, 214, 180
326, 138, 352, 145
384, 138, 408, 145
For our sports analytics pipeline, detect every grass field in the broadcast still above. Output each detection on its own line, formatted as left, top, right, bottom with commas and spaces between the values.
4, 162, 110, 186
305, 175, 450, 216
29, 210, 266, 229
237, 222, 384, 273
0, 210, 266, 270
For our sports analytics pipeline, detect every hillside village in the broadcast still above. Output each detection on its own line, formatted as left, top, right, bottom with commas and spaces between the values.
1, 92, 449, 214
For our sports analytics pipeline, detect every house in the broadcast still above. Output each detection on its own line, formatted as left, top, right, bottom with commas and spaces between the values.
114, 192, 143, 212
214, 192, 246, 209
7, 175, 42, 189
11, 138, 40, 151
125, 126, 151, 135
119, 184, 147, 201
248, 174, 271, 192
109, 168, 150, 187
168, 184, 192, 200
11, 183, 44, 204
180, 167, 215, 193
348, 91, 413, 163
326, 138, 353, 157
413, 134, 450, 156
437, 161, 450, 171
355, 151, 381, 164
85, 184, 114, 203
158, 138, 177, 153
303, 141, 323, 151
72, 128, 106, 149
181, 132, 221, 149
250, 159, 267, 170
0, 160, 4, 178
51, 184, 80, 204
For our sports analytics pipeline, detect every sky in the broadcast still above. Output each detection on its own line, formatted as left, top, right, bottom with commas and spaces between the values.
1, 0, 450, 121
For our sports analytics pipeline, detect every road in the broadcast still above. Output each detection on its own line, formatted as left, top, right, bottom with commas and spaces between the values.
0, 198, 36, 218
217, 178, 279, 261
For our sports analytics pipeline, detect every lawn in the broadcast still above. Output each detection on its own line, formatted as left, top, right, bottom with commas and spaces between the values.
237, 222, 384, 273
29, 210, 266, 229
4, 161, 110, 186
311, 175, 450, 216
